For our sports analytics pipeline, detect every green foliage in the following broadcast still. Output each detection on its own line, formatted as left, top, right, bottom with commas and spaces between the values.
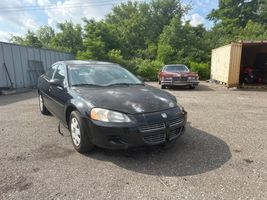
106, 0, 188, 58
136, 59, 163, 81
208, 0, 267, 46
107, 49, 123, 63
189, 61, 210, 80
36, 25, 55, 48
82, 19, 119, 60
158, 17, 210, 64
239, 20, 267, 40
9, 0, 267, 80
52, 21, 83, 55
157, 44, 175, 64
10, 31, 42, 48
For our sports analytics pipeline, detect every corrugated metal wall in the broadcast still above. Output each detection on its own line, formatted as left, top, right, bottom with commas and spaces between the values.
210, 44, 232, 83
0, 42, 74, 89
228, 43, 242, 87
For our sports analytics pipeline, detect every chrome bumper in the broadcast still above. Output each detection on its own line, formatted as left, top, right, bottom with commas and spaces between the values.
161, 81, 199, 86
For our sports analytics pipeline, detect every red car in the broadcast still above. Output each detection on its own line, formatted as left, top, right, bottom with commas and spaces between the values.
158, 64, 199, 89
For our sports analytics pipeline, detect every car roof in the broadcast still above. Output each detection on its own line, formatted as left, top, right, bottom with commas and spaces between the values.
56, 60, 116, 66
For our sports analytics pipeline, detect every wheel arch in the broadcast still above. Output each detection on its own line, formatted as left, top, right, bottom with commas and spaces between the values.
65, 104, 78, 127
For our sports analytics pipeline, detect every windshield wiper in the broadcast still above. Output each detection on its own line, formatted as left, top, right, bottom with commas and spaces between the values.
71, 83, 102, 87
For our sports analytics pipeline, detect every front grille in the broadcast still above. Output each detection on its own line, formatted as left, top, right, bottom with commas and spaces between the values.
169, 117, 184, 127
139, 122, 165, 133
168, 127, 183, 140
172, 77, 188, 81
172, 77, 180, 81
143, 132, 166, 144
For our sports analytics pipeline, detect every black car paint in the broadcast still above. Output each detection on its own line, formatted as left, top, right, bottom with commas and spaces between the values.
71, 85, 177, 114
38, 61, 187, 149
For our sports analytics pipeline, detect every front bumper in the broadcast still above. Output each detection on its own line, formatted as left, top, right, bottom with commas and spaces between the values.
83, 107, 187, 149
162, 80, 199, 86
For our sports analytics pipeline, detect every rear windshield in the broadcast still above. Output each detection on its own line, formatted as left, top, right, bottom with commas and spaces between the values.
164, 65, 189, 72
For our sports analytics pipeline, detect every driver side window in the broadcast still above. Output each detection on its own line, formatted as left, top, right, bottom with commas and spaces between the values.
45, 65, 57, 80
53, 64, 65, 82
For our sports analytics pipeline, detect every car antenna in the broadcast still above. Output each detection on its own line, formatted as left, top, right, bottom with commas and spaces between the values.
58, 121, 63, 136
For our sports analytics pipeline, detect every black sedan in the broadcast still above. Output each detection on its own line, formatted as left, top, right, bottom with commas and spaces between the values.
38, 60, 187, 153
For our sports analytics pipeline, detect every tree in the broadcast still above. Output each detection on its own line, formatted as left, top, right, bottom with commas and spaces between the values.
157, 16, 209, 64
10, 30, 42, 48
9, 35, 25, 45
106, 0, 188, 59
53, 21, 83, 55
149, 0, 189, 42
36, 25, 55, 48
208, 0, 261, 28
80, 19, 120, 60
207, 0, 267, 46
239, 20, 267, 40
106, 1, 149, 58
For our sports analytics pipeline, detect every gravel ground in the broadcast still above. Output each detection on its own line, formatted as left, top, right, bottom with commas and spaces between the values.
0, 82, 266, 200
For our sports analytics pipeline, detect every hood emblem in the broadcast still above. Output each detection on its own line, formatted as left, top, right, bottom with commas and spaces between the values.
161, 113, 167, 119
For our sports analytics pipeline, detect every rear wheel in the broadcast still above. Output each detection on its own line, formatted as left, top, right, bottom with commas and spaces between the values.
161, 85, 167, 89
38, 93, 50, 115
69, 111, 94, 153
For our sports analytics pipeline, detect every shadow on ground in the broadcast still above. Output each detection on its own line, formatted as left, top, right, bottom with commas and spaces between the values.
0, 90, 36, 106
165, 84, 214, 91
86, 125, 231, 177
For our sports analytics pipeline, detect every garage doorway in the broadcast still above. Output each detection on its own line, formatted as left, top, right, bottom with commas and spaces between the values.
240, 43, 267, 85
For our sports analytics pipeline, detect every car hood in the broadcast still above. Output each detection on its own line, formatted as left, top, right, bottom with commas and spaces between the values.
163, 71, 198, 77
72, 85, 178, 114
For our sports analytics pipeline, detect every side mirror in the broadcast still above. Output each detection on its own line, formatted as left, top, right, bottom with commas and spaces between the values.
50, 79, 64, 88
137, 75, 145, 82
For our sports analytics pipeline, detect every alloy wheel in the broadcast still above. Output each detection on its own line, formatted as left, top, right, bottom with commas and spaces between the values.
71, 117, 81, 146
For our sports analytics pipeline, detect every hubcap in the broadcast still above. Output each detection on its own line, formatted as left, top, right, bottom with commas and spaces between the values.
39, 95, 43, 111
71, 117, 81, 146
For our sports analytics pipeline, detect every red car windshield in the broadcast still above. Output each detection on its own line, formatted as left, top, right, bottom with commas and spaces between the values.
164, 65, 189, 72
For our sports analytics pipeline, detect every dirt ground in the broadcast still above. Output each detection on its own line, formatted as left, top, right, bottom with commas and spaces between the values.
0, 82, 266, 200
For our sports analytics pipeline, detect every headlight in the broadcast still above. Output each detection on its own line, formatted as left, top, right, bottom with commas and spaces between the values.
176, 102, 184, 111
90, 108, 131, 123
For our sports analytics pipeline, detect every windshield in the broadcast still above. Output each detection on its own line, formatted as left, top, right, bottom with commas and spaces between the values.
68, 64, 143, 87
164, 65, 189, 72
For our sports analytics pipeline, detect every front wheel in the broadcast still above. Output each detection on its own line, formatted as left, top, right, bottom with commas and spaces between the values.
69, 111, 94, 153
38, 93, 50, 115
161, 85, 167, 89
189, 85, 196, 89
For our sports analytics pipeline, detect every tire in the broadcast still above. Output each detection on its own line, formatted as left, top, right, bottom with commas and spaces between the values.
38, 93, 50, 115
189, 85, 196, 89
69, 111, 94, 153
161, 85, 167, 89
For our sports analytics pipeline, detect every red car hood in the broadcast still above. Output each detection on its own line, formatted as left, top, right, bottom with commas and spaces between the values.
162, 71, 198, 77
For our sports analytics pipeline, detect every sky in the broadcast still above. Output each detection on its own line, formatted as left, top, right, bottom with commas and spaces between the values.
0, 0, 218, 42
